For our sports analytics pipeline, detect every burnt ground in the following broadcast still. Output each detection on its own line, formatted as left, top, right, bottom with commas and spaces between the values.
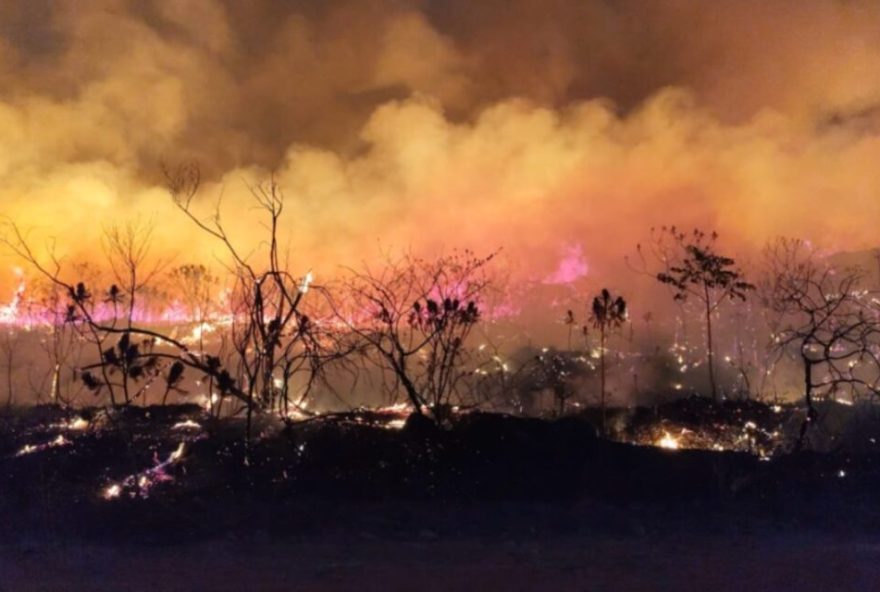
1, 402, 880, 591
3, 532, 879, 592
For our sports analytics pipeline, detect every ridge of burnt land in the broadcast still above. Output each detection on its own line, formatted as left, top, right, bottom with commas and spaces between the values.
1, 401, 879, 544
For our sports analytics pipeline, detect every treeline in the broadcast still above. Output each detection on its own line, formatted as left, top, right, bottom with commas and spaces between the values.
2, 168, 880, 450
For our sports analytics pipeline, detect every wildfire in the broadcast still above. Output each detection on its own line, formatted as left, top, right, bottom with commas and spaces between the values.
0, 268, 237, 330
376, 402, 412, 414
49, 416, 90, 431
172, 419, 202, 431
180, 321, 218, 345
375, 402, 412, 429
199, 392, 222, 411
634, 407, 786, 458
100, 442, 186, 501
657, 431, 680, 450
68, 416, 90, 431
299, 271, 314, 295
15, 434, 72, 457
0, 268, 32, 327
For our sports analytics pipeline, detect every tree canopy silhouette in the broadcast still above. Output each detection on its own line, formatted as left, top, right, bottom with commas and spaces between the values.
590, 288, 627, 434
639, 227, 754, 401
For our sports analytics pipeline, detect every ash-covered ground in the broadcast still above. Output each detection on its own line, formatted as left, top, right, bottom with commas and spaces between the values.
2, 401, 880, 591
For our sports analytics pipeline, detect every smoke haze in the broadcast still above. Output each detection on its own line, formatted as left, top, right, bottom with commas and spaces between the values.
1, 0, 880, 290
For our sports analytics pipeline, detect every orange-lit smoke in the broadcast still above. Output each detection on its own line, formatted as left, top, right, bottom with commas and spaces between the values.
2, 0, 880, 293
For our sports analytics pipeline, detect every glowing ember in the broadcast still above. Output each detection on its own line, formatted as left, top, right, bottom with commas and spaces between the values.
385, 418, 407, 430
15, 434, 72, 457
199, 393, 222, 411
375, 402, 411, 414
50, 416, 90, 431
657, 432, 680, 450
172, 419, 202, 431
170, 442, 186, 461
101, 442, 186, 501
102, 484, 122, 500
68, 417, 90, 431
371, 402, 412, 429
16, 444, 38, 456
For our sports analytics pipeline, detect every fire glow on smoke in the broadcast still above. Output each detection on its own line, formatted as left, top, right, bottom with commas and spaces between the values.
3, 3, 880, 301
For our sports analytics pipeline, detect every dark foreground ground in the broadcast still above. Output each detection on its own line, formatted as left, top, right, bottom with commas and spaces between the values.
2, 402, 880, 591
4, 530, 880, 592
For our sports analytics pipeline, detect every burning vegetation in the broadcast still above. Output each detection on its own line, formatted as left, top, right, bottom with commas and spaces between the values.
0, 166, 879, 543
5, 5, 880, 590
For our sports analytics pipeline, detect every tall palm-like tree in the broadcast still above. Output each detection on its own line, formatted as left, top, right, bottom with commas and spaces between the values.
590, 289, 627, 435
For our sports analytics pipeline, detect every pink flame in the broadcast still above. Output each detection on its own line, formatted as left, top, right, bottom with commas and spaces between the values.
543, 244, 589, 285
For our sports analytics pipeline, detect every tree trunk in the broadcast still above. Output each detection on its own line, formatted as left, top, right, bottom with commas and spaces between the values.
51, 363, 60, 406
796, 358, 816, 451
5, 352, 13, 409
245, 387, 254, 464
704, 293, 718, 401
394, 354, 424, 414
600, 326, 607, 436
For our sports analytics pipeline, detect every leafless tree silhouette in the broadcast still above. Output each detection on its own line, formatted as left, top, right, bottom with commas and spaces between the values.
763, 237, 880, 449
332, 251, 493, 422
2, 164, 355, 451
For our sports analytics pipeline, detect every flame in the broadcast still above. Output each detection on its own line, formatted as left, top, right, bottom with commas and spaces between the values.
299, 271, 314, 295
375, 402, 411, 414
170, 442, 186, 461
543, 244, 589, 285
180, 320, 219, 345
101, 442, 186, 501
384, 418, 407, 430
172, 419, 202, 430
50, 416, 90, 431
15, 434, 73, 457
657, 431, 680, 450
0, 269, 31, 327
199, 392, 222, 412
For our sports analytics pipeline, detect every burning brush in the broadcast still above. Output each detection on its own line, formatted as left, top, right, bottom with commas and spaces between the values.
101, 442, 187, 501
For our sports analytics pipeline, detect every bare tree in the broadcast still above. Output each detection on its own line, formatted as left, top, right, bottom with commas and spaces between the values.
636, 227, 755, 401
103, 220, 168, 329
763, 237, 880, 449
2, 165, 352, 453
167, 263, 221, 410
31, 272, 89, 406
0, 329, 16, 408
590, 288, 627, 435
333, 251, 493, 422
166, 165, 357, 440
0, 228, 132, 406
170, 264, 218, 331
99, 220, 171, 405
